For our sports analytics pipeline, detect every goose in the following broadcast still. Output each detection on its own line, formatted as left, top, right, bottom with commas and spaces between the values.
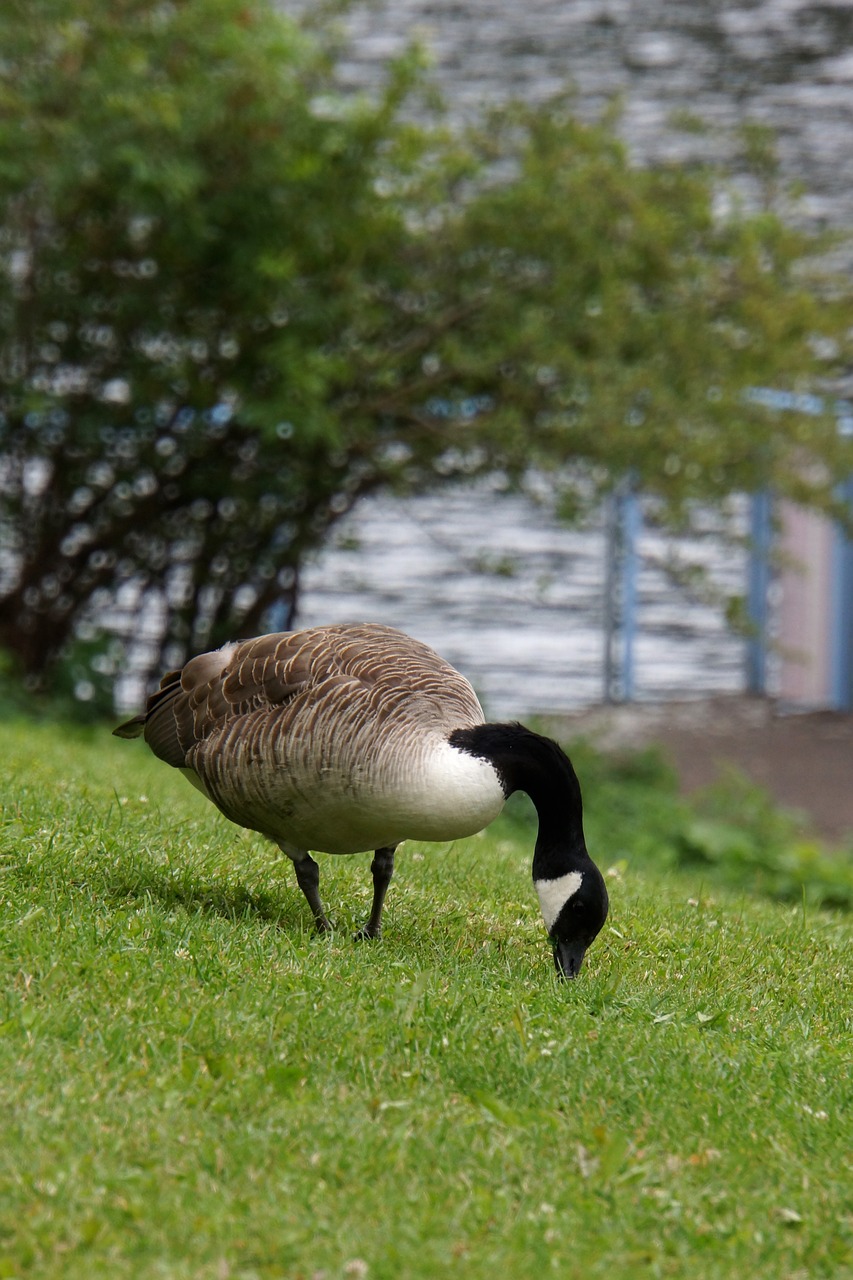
113, 622, 608, 977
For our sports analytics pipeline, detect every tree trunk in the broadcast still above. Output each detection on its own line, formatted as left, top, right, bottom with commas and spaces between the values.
0, 602, 75, 686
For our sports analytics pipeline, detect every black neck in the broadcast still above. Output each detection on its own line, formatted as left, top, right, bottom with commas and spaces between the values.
449, 722, 589, 880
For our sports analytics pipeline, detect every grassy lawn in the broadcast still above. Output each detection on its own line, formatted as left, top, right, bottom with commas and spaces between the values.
0, 720, 851, 1279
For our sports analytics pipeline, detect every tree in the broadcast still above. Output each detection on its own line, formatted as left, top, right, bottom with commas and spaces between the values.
1, 0, 851, 696
0, 0, 417, 683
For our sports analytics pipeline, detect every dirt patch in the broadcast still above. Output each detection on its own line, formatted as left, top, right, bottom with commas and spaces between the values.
561, 696, 853, 846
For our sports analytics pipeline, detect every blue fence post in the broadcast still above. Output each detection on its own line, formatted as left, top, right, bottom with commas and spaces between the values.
602, 478, 640, 704
746, 489, 772, 695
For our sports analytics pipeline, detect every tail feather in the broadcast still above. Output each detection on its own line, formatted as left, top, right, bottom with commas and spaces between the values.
112, 715, 146, 740
112, 671, 189, 767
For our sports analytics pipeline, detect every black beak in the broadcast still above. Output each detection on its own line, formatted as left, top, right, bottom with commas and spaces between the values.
553, 938, 587, 980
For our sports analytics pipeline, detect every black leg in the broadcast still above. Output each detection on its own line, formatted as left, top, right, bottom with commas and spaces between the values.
292, 853, 332, 934
355, 845, 396, 940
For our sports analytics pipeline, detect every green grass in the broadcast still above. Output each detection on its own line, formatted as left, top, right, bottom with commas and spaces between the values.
0, 720, 851, 1279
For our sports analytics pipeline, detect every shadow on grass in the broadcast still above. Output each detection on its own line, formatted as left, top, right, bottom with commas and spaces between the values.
97, 864, 309, 932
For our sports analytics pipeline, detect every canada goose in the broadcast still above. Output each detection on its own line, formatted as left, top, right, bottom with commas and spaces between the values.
114, 622, 608, 977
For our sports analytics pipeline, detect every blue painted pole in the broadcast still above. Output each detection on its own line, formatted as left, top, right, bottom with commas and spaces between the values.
602, 479, 639, 703
746, 490, 772, 695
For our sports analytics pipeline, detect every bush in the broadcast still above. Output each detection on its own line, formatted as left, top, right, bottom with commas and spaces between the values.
554, 739, 853, 911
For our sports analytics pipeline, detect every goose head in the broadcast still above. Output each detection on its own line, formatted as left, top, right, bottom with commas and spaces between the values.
535, 862, 609, 978
450, 722, 609, 978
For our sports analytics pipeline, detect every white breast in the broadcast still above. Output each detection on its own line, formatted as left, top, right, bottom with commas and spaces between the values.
390, 739, 508, 844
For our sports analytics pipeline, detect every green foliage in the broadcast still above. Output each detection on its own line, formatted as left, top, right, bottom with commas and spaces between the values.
684, 769, 853, 910
0, 0, 429, 679
37, 633, 121, 722
1, 0, 852, 694
0, 629, 119, 723
0, 719, 851, 1278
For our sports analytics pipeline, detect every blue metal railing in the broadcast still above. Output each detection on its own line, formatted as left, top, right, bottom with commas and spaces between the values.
603, 391, 852, 708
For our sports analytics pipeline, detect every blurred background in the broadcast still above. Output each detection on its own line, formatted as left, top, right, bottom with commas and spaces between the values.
1, 0, 852, 722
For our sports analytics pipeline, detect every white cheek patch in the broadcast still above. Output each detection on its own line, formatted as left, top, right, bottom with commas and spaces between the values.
535, 870, 583, 933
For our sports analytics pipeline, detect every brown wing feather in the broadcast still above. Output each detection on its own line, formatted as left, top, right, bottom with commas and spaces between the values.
115, 623, 484, 775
